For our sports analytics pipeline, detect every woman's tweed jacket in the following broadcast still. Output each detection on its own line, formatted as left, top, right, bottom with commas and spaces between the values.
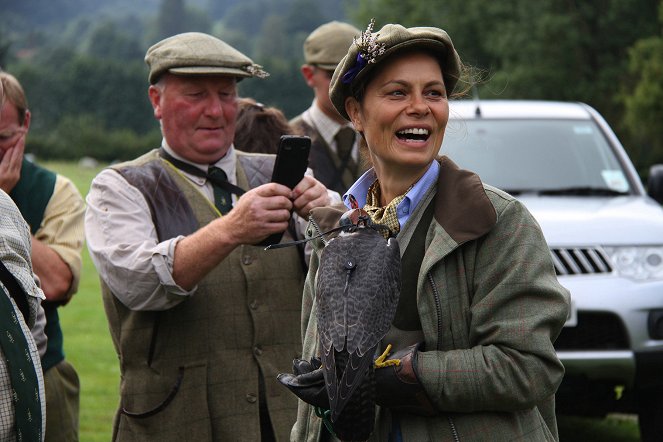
292, 156, 571, 442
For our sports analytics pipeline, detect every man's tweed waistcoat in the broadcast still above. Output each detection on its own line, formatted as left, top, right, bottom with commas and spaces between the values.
101, 149, 305, 441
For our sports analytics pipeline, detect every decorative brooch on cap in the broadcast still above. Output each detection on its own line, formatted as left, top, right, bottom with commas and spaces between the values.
341, 18, 386, 85
243, 64, 270, 79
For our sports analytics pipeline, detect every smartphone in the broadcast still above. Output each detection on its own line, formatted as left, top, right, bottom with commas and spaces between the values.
271, 135, 311, 188
260, 135, 311, 247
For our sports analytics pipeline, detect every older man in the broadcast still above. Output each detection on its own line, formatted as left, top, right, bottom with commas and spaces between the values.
85, 32, 333, 441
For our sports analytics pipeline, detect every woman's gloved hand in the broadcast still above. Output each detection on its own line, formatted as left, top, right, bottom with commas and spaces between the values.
277, 357, 330, 409
374, 342, 436, 416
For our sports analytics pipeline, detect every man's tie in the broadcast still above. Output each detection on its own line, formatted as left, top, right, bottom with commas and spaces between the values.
335, 126, 356, 168
207, 166, 233, 215
158, 149, 244, 216
0, 278, 42, 442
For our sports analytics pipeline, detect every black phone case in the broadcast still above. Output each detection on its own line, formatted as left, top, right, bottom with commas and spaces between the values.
259, 135, 311, 247
271, 135, 311, 188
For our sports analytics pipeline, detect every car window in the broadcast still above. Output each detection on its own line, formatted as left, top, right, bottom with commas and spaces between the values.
441, 119, 631, 195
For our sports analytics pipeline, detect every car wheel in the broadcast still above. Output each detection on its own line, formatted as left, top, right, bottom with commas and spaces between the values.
637, 386, 663, 442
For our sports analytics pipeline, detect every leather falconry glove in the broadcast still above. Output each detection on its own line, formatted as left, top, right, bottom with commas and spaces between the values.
374, 342, 436, 416
277, 357, 330, 409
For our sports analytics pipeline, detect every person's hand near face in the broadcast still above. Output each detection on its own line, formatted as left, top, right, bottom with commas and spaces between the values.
0, 103, 29, 193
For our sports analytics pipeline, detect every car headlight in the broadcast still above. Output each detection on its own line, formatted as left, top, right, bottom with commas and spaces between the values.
603, 246, 663, 281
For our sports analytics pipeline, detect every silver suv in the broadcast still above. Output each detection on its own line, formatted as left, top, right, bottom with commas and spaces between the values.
442, 100, 663, 440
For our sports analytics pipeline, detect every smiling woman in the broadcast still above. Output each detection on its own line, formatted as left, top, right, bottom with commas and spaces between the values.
345, 50, 449, 195
281, 20, 572, 442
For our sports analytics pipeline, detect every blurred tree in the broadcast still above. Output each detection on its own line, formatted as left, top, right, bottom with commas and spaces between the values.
28, 114, 160, 162
214, 25, 253, 57
59, 17, 96, 53
222, 0, 272, 35
239, 58, 311, 119
207, 0, 243, 21
86, 21, 144, 61
284, 0, 327, 35
0, 0, 97, 28
156, 0, 187, 39
622, 0, 663, 176
255, 15, 291, 61
146, 0, 212, 49
185, 5, 213, 35
10, 48, 153, 135
0, 30, 11, 68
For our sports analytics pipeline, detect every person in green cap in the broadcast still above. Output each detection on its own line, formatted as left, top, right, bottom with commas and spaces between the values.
291, 21, 366, 195
283, 20, 571, 441
85, 32, 334, 441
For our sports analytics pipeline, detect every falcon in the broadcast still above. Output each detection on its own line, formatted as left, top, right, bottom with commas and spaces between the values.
314, 208, 401, 441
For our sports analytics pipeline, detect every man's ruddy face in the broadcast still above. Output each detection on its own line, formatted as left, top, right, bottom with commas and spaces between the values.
149, 74, 238, 164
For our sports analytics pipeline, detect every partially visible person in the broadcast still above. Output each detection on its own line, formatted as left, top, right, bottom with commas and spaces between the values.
85, 32, 334, 441
234, 97, 300, 154
286, 21, 571, 441
0, 190, 47, 442
1, 77, 46, 442
0, 71, 85, 442
291, 21, 366, 195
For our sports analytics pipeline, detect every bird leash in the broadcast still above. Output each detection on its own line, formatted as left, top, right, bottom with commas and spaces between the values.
264, 195, 394, 251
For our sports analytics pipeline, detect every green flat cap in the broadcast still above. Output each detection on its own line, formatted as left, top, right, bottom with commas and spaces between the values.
329, 21, 461, 120
304, 21, 361, 70
145, 32, 269, 84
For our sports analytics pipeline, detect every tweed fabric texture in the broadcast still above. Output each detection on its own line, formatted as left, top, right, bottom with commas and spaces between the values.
101, 150, 304, 441
145, 32, 268, 84
292, 157, 570, 441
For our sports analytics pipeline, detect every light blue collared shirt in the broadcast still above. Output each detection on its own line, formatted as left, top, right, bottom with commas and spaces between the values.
342, 161, 440, 229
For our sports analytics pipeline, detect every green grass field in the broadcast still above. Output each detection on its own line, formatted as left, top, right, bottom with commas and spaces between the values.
43, 160, 642, 441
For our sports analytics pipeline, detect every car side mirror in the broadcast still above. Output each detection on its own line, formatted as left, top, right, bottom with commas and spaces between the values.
647, 164, 663, 205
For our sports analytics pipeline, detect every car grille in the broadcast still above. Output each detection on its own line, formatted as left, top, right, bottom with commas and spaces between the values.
550, 247, 613, 276
555, 312, 629, 350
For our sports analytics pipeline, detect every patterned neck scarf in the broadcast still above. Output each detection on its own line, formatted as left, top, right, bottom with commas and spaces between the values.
362, 180, 408, 237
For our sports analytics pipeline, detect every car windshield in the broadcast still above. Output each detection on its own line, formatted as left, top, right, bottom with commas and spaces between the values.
441, 119, 632, 195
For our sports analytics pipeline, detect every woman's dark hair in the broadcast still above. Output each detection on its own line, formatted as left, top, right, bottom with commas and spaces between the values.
234, 98, 301, 154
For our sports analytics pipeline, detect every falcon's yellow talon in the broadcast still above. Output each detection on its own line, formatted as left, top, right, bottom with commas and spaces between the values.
374, 344, 401, 368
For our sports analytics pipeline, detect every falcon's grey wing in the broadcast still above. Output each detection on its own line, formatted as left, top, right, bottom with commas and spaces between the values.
316, 227, 401, 422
